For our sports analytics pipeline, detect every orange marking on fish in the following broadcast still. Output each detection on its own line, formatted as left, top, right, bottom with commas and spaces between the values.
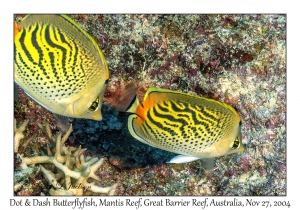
135, 103, 145, 122
14, 22, 19, 38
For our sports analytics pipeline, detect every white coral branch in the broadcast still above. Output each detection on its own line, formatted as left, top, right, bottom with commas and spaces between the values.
40, 165, 60, 189
14, 119, 29, 153
88, 183, 118, 195
52, 158, 81, 179
15, 119, 118, 196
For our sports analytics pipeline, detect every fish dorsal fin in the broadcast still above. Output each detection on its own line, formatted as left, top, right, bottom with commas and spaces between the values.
144, 87, 241, 120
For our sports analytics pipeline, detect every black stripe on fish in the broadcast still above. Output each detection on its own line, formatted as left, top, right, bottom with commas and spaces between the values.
19, 29, 35, 65
153, 104, 188, 126
44, 25, 68, 79
194, 104, 219, 122
56, 27, 74, 76
31, 24, 44, 69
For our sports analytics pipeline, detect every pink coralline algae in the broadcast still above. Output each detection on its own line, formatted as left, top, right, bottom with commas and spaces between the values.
14, 14, 286, 196
239, 157, 250, 172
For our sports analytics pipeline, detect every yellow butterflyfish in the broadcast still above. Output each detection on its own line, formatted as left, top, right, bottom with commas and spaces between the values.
126, 87, 244, 163
14, 14, 109, 120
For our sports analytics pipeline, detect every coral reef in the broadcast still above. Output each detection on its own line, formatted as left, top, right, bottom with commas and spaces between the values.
14, 119, 117, 196
14, 14, 286, 196
72, 104, 176, 169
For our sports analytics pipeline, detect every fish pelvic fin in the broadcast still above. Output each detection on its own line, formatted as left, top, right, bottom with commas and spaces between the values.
167, 155, 200, 164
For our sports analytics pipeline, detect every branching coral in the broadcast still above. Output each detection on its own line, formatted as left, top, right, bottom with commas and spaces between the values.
14, 119, 118, 196
14, 118, 29, 153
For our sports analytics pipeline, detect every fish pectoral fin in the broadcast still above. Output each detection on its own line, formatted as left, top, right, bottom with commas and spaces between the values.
203, 158, 215, 170
53, 113, 72, 134
14, 82, 19, 101
167, 155, 200, 164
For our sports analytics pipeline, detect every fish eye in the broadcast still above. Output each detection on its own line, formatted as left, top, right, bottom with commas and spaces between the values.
88, 97, 99, 111
230, 137, 240, 150
80, 97, 99, 116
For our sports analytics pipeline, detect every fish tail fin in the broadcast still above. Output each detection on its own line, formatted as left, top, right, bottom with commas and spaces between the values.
125, 95, 140, 113
112, 82, 138, 112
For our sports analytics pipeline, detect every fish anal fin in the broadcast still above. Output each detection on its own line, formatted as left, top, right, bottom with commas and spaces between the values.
167, 155, 200, 164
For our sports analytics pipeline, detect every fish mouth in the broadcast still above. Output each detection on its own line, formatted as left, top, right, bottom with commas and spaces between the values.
235, 142, 245, 153
78, 102, 102, 121
71, 104, 102, 121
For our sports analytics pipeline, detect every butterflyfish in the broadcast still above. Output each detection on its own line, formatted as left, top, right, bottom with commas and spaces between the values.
14, 14, 109, 120
126, 87, 244, 163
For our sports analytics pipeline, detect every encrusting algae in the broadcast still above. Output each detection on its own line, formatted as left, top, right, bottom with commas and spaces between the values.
14, 118, 117, 196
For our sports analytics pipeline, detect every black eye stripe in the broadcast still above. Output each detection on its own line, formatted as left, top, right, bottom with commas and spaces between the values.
88, 97, 99, 111
231, 137, 240, 150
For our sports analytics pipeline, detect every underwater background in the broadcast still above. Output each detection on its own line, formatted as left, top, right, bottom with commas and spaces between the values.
14, 14, 286, 196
